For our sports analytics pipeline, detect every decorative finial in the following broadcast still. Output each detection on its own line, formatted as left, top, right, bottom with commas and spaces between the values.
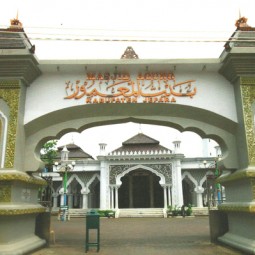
235, 16, 249, 29
10, 11, 23, 29
121, 46, 139, 59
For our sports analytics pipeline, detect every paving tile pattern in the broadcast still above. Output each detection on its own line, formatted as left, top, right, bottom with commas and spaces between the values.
32, 216, 243, 255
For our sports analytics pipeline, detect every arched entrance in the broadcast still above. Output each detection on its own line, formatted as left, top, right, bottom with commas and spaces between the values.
69, 179, 82, 208
118, 169, 163, 208
88, 178, 100, 209
182, 179, 195, 206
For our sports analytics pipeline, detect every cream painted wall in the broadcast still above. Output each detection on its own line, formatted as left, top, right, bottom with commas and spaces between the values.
24, 65, 237, 125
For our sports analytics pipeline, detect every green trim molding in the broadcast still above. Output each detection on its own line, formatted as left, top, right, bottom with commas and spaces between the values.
0, 80, 20, 168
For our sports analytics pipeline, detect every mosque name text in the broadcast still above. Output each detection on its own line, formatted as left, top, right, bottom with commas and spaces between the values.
64, 71, 197, 104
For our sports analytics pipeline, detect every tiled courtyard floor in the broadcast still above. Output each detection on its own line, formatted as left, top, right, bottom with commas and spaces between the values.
32, 216, 243, 255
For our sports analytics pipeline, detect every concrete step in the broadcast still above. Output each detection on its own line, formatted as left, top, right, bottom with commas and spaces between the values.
192, 207, 209, 216
119, 208, 164, 218
68, 209, 87, 218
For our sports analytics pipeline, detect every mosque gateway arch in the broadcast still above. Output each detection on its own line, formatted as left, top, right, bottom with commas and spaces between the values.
1, 17, 255, 254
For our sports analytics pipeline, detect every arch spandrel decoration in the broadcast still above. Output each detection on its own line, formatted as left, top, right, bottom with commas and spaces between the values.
109, 164, 172, 185
0, 80, 20, 168
240, 77, 255, 164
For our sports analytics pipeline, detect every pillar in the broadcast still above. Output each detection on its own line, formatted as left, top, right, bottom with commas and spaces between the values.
98, 156, 108, 210
217, 27, 255, 253
110, 186, 114, 209
162, 185, 167, 209
81, 188, 89, 209
167, 185, 172, 206
171, 159, 184, 206
59, 188, 65, 206
52, 194, 58, 209
194, 186, 204, 208
115, 186, 119, 210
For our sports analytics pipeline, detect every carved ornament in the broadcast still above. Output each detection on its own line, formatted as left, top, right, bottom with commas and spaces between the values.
0, 184, 11, 202
0, 80, 20, 168
240, 77, 255, 164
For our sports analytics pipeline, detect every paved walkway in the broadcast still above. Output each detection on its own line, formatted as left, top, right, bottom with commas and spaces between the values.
32, 216, 242, 255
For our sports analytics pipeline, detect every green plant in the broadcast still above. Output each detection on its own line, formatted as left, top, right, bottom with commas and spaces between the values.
167, 205, 172, 212
40, 140, 58, 171
172, 205, 181, 216
185, 204, 193, 216
97, 210, 115, 218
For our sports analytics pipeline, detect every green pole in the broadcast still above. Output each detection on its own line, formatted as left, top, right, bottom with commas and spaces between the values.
64, 168, 67, 206
215, 160, 222, 204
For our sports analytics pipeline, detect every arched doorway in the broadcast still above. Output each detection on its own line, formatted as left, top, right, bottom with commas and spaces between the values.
69, 179, 82, 208
118, 169, 163, 208
88, 178, 100, 209
182, 179, 195, 206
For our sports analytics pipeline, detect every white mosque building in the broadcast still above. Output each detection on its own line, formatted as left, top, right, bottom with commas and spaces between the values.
47, 132, 221, 217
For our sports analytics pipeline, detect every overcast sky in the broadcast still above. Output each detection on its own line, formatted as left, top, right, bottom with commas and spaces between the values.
1, 0, 255, 59
1, 0, 252, 157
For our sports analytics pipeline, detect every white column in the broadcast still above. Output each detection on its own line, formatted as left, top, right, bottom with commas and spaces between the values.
167, 185, 172, 206
99, 158, 108, 210
59, 188, 65, 206
115, 186, 119, 210
81, 188, 89, 209
172, 160, 184, 207
52, 194, 58, 209
194, 186, 205, 208
110, 186, 114, 209
163, 185, 167, 209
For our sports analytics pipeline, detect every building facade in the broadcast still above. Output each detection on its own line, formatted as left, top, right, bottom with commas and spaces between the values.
50, 133, 218, 215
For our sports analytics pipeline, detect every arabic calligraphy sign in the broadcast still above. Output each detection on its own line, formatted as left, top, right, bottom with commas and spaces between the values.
64, 72, 197, 104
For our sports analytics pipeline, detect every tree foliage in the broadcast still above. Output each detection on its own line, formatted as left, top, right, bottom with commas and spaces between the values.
41, 140, 58, 165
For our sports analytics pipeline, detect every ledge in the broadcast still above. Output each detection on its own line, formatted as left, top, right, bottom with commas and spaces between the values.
0, 170, 46, 186
0, 203, 46, 215
218, 202, 255, 213
218, 168, 255, 183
